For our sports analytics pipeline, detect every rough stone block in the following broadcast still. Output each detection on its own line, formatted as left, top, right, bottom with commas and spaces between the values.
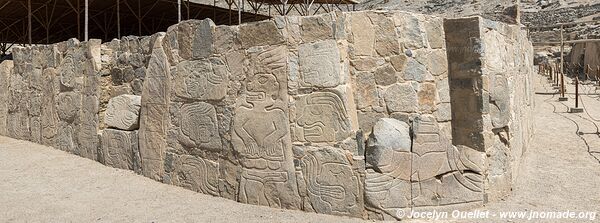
297, 146, 364, 218
239, 20, 284, 48
298, 40, 341, 88
300, 14, 334, 43
366, 118, 411, 180
101, 129, 140, 171
173, 59, 229, 101
0, 61, 13, 136
105, 94, 142, 131
165, 153, 219, 196
294, 91, 353, 143
139, 33, 170, 181
384, 83, 418, 113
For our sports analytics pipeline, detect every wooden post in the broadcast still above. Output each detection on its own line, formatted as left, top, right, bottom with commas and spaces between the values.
598, 66, 600, 86
560, 25, 564, 76
556, 65, 559, 86
238, 0, 241, 24
597, 66, 600, 86
575, 76, 579, 108
561, 67, 565, 97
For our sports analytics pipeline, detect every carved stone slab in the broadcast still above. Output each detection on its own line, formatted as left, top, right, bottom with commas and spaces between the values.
101, 129, 140, 171
105, 94, 142, 130
297, 146, 363, 218
166, 153, 220, 196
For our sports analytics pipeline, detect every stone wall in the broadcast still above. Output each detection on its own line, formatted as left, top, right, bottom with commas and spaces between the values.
0, 10, 535, 220
584, 42, 600, 71
445, 17, 535, 202
570, 43, 587, 65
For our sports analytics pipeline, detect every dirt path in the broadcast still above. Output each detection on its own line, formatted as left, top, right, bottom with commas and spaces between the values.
1, 73, 599, 222
0, 138, 367, 223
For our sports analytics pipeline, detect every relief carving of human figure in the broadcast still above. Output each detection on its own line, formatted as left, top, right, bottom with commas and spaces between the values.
234, 73, 288, 170
233, 73, 293, 206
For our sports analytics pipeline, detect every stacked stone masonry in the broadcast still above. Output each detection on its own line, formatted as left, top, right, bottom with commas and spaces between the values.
0, 10, 534, 220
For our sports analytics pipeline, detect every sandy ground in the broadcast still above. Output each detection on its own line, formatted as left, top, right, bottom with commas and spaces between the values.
1, 73, 599, 222
0, 139, 371, 223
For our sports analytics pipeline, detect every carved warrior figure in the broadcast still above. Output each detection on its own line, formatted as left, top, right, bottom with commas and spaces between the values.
234, 73, 287, 165
296, 92, 351, 143
233, 73, 294, 207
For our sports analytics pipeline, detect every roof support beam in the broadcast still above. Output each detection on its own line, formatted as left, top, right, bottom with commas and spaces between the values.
85, 0, 88, 41
28, 0, 31, 44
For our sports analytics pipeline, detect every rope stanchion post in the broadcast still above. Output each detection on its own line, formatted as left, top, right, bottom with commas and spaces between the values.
597, 66, 600, 87
549, 65, 558, 90
585, 64, 591, 80
559, 63, 568, 101
570, 76, 584, 113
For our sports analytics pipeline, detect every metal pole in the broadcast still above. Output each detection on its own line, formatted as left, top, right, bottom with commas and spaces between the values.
117, 0, 120, 38
178, 0, 181, 22
77, 0, 80, 40
84, 0, 88, 41
45, 3, 49, 43
138, 0, 141, 36
238, 0, 241, 24
28, 0, 31, 44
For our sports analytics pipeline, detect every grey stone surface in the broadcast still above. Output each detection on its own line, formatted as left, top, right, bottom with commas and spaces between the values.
298, 146, 364, 218
0, 61, 12, 136
101, 129, 140, 171
105, 94, 142, 131
384, 83, 418, 113
366, 118, 411, 180
0, 11, 535, 220
298, 40, 341, 88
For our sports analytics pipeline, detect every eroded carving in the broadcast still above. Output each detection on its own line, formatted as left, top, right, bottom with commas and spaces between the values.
56, 92, 80, 122
295, 92, 351, 143
298, 40, 341, 88
178, 102, 222, 152
365, 117, 485, 217
299, 146, 362, 217
102, 129, 139, 170
174, 59, 228, 101
105, 94, 142, 131
168, 154, 220, 196
233, 68, 299, 208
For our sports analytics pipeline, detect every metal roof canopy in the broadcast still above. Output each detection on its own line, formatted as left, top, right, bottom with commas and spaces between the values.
0, 0, 269, 47
240, 0, 356, 16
